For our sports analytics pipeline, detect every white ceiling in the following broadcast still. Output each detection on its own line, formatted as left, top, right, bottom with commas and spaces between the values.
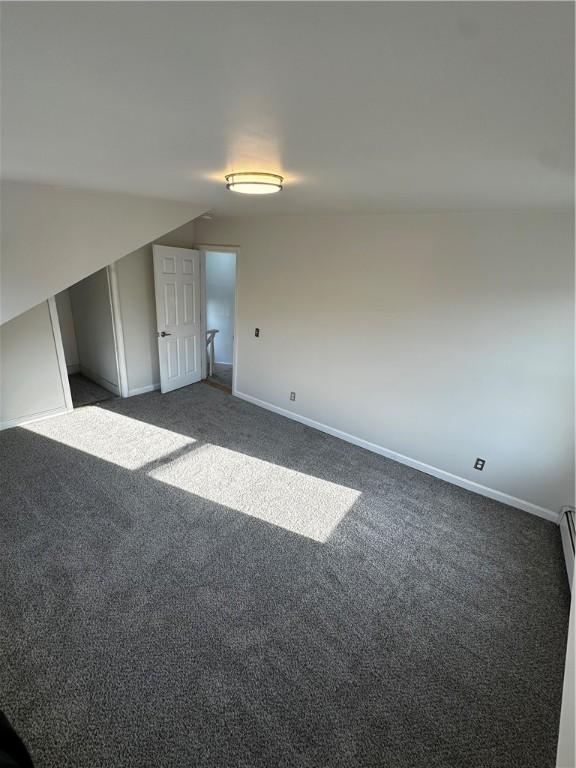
2, 2, 573, 214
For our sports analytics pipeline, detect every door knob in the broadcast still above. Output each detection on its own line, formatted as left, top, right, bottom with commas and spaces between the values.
159, 331, 172, 337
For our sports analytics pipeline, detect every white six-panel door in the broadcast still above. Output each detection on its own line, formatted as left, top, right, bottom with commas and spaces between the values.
152, 245, 203, 393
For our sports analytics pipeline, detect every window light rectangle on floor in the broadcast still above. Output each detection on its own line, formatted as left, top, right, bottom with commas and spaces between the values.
148, 444, 360, 542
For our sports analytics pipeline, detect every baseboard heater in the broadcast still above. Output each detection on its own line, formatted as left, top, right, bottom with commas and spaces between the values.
560, 507, 575, 592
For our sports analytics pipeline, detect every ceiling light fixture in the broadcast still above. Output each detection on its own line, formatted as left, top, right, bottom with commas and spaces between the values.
225, 172, 283, 195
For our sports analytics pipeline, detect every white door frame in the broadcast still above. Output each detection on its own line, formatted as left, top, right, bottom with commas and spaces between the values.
48, 296, 74, 412
196, 245, 240, 395
106, 263, 129, 398
52, 263, 129, 408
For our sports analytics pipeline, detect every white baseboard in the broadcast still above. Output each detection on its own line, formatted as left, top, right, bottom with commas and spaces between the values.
0, 405, 72, 431
66, 363, 80, 375
127, 383, 160, 397
234, 391, 560, 525
79, 366, 120, 396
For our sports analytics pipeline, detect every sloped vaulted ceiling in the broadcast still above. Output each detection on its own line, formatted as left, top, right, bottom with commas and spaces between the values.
1, 2, 572, 215
1, 181, 206, 323
0, 2, 572, 323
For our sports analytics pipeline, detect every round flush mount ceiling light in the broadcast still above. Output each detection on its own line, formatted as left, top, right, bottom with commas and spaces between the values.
225, 172, 283, 195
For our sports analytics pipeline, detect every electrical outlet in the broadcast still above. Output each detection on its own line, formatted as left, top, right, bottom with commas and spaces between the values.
474, 458, 486, 471
255, 328, 260, 337
290, 392, 296, 401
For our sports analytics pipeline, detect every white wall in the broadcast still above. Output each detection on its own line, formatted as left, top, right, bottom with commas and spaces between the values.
195, 212, 574, 517
206, 250, 236, 365
0, 301, 68, 428
0, 180, 205, 324
0, 191, 202, 426
69, 268, 119, 394
55, 289, 79, 371
114, 221, 197, 395
115, 247, 160, 395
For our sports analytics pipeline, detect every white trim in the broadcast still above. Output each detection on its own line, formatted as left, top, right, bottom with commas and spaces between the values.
196, 244, 240, 393
106, 263, 129, 398
0, 405, 70, 431
79, 365, 120, 396
127, 383, 160, 397
234, 390, 560, 524
66, 363, 80, 375
231, 250, 239, 396
559, 508, 574, 591
199, 249, 208, 380
47, 297, 73, 412
195, 243, 241, 251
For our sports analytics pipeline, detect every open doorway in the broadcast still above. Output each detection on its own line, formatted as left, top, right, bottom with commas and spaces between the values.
55, 267, 122, 408
204, 250, 237, 393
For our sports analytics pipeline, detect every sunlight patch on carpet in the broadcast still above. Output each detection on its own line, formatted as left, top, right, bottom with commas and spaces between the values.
25, 407, 196, 469
148, 443, 360, 542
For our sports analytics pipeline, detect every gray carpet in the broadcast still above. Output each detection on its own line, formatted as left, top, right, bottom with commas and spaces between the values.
208, 363, 233, 390
0, 384, 570, 768
68, 373, 116, 408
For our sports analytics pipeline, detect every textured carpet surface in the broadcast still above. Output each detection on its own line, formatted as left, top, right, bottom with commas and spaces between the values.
0, 384, 570, 768
68, 374, 116, 408
207, 363, 233, 390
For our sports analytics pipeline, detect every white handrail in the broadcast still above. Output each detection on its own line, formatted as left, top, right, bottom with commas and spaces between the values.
206, 329, 219, 377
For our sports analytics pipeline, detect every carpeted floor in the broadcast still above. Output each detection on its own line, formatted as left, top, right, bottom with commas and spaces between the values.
207, 363, 233, 390
68, 373, 116, 408
0, 384, 570, 768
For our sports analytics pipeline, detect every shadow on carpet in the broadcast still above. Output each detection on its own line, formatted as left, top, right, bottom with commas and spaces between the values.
0, 384, 570, 768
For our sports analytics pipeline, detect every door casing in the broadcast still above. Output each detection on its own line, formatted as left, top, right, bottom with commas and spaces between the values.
197, 245, 239, 395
